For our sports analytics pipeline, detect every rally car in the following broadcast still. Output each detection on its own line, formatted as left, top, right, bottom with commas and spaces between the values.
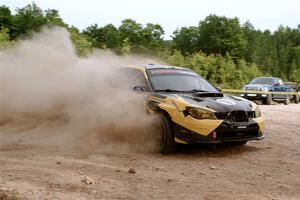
123, 64, 265, 153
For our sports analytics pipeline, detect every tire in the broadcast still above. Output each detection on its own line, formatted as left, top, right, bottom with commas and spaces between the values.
284, 95, 290, 105
295, 95, 299, 104
266, 94, 272, 105
151, 113, 177, 154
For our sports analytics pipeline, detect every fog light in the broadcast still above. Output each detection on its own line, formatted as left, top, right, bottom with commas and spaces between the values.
212, 131, 217, 139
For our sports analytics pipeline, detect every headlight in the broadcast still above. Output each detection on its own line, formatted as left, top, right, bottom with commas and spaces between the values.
261, 86, 269, 91
185, 107, 216, 120
255, 107, 262, 118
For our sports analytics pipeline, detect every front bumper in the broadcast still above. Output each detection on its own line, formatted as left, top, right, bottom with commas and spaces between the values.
272, 94, 289, 101
240, 93, 268, 100
174, 120, 264, 144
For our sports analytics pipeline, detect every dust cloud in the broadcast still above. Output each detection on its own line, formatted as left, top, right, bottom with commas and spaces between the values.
0, 27, 161, 153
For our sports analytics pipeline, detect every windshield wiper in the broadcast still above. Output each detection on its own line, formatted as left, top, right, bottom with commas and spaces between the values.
155, 89, 222, 94
155, 89, 214, 93
155, 89, 183, 93
183, 89, 210, 93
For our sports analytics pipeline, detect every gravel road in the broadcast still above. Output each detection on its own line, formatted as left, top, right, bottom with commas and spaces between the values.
1, 104, 300, 200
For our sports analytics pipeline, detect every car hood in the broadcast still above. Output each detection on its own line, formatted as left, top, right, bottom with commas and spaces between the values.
156, 92, 255, 112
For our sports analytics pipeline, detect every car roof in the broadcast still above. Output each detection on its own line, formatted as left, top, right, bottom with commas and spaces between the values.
137, 63, 190, 70
254, 77, 281, 79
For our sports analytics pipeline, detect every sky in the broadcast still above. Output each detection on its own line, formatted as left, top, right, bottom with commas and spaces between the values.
2, 0, 300, 39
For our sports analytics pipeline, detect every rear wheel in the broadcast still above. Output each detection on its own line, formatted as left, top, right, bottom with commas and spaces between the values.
295, 95, 299, 104
151, 113, 177, 154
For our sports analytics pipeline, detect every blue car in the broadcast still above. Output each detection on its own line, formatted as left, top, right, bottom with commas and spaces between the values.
241, 77, 298, 105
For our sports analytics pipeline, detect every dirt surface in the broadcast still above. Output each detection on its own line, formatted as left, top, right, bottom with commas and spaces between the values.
0, 104, 300, 200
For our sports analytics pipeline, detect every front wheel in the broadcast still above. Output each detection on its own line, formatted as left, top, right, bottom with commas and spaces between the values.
151, 113, 177, 154
266, 94, 272, 105
284, 95, 290, 105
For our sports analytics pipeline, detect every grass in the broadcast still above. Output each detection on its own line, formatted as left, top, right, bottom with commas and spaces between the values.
0, 190, 21, 200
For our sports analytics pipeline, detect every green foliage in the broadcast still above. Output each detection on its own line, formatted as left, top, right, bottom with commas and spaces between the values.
82, 18, 165, 55
1, 2, 300, 87
121, 37, 131, 55
0, 189, 21, 200
10, 2, 46, 39
172, 26, 199, 55
141, 23, 164, 50
0, 27, 12, 48
119, 19, 143, 48
45, 9, 67, 28
69, 27, 92, 57
172, 15, 248, 60
0, 3, 67, 40
0, 5, 12, 30
165, 50, 186, 66
83, 24, 121, 49
242, 24, 300, 82
118, 19, 165, 54
198, 15, 247, 60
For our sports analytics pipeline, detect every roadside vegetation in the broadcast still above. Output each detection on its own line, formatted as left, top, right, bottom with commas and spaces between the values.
0, 190, 20, 200
1, 2, 299, 88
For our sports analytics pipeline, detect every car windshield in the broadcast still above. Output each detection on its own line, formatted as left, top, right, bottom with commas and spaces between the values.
147, 68, 219, 93
250, 77, 277, 85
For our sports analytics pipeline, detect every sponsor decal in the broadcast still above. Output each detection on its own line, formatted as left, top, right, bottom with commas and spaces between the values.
216, 99, 236, 105
149, 69, 197, 76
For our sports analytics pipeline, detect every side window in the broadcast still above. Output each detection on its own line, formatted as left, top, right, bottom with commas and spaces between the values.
130, 69, 147, 87
275, 79, 283, 86
120, 68, 148, 90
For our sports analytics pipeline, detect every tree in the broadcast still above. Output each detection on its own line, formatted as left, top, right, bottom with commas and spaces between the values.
45, 9, 67, 28
118, 19, 166, 53
83, 24, 121, 49
198, 15, 247, 60
0, 5, 13, 30
69, 26, 92, 57
82, 24, 101, 47
242, 21, 259, 63
11, 2, 47, 39
0, 27, 12, 48
141, 23, 164, 49
101, 24, 121, 49
166, 50, 186, 66
172, 26, 199, 55
119, 19, 143, 48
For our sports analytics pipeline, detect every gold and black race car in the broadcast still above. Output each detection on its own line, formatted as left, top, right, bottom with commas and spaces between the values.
124, 64, 265, 153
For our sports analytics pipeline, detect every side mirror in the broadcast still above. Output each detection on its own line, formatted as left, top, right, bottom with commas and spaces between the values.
133, 86, 146, 92
274, 83, 281, 86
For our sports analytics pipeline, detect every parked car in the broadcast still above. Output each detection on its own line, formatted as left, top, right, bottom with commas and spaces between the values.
241, 77, 296, 105
123, 64, 265, 153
